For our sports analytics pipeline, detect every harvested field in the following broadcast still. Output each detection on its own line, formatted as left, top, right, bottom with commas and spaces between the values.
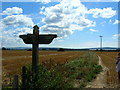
2, 50, 85, 77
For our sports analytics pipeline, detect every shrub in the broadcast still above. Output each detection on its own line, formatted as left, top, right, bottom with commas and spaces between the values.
20, 64, 72, 89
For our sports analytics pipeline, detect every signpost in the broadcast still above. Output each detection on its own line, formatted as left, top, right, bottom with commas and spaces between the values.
19, 25, 57, 73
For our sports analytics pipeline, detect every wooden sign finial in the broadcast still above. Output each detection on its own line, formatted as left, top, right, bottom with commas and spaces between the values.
33, 25, 39, 30
33, 25, 39, 35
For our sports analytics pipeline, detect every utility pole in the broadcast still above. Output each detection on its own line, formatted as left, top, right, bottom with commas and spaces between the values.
99, 36, 103, 51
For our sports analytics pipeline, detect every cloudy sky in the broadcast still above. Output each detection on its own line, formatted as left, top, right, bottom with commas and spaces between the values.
0, 0, 120, 48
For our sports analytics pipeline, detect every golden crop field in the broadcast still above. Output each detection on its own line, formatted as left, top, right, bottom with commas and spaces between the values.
2, 50, 85, 81
2, 50, 119, 88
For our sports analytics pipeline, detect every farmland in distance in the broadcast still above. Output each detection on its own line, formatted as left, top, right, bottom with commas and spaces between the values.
2, 50, 85, 78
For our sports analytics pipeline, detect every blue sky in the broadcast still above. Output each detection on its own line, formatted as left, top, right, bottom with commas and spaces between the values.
0, 0, 120, 49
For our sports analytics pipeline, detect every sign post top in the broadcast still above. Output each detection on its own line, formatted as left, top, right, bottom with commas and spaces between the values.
19, 25, 57, 74
19, 25, 57, 44
33, 25, 39, 30
33, 25, 39, 35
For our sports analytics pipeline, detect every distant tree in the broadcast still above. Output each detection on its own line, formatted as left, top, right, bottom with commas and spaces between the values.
27, 49, 32, 51
96, 49, 98, 51
2, 47, 6, 50
58, 48, 65, 51
116, 49, 120, 52
42, 48, 46, 51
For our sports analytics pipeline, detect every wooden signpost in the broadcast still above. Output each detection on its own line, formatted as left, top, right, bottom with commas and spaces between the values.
19, 25, 57, 73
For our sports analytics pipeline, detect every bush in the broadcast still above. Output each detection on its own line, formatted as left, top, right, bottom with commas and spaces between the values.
20, 64, 72, 89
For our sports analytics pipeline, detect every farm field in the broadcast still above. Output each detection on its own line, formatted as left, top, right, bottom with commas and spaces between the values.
2, 50, 85, 86
2, 50, 119, 88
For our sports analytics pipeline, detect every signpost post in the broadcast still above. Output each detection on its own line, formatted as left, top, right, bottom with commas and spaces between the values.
19, 25, 57, 73
32, 25, 39, 73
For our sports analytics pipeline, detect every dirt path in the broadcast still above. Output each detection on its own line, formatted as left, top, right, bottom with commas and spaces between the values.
86, 52, 120, 88
86, 55, 109, 88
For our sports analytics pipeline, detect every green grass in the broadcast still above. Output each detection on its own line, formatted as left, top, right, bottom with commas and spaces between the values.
63, 52, 102, 88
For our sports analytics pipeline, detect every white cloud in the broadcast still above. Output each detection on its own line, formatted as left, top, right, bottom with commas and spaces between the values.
2, 7, 23, 15
89, 29, 98, 32
33, 0, 61, 3
1, 8, 34, 46
113, 20, 120, 24
2, 27, 33, 47
35, 0, 51, 3
112, 0, 120, 2
2, 15, 34, 27
3, 27, 32, 37
12, 27, 33, 37
40, 6, 45, 11
42, 14, 63, 24
41, 24, 74, 38
0, 21, 6, 31
40, 0, 96, 38
112, 34, 120, 39
81, 0, 120, 2
88, 7, 116, 18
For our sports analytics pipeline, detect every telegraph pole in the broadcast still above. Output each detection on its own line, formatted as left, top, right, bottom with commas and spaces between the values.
99, 36, 103, 51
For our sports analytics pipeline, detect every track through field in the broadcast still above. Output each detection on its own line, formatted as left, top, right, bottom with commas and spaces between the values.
94, 52, 119, 88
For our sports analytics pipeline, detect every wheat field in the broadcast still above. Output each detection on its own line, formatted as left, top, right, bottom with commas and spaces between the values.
2, 50, 85, 76
2, 50, 119, 87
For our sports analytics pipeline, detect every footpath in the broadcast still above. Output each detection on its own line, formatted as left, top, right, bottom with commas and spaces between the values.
86, 53, 119, 88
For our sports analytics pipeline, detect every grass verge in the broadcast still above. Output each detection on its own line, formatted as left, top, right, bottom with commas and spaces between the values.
63, 51, 102, 88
